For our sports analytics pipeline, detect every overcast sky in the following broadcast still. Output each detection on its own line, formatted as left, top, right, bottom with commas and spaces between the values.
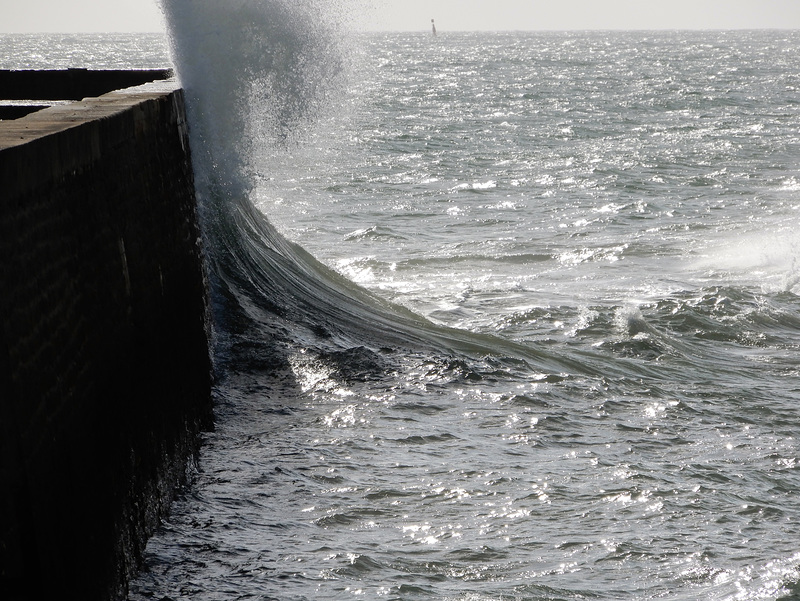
2, 0, 800, 33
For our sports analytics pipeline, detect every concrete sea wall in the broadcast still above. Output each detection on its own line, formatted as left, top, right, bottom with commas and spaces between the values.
0, 75, 213, 599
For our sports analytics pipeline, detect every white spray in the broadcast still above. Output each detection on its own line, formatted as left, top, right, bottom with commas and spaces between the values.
159, 0, 352, 203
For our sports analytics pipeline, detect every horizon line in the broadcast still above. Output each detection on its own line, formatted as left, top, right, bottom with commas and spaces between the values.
3, 26, 800, 35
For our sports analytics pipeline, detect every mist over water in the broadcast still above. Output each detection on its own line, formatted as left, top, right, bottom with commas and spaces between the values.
28, 5, 799, 600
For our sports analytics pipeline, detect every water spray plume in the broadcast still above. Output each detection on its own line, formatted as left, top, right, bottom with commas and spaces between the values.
159, 0, 350, 199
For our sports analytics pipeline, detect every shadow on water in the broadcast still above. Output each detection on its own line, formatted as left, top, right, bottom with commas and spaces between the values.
778, 582, 800, 601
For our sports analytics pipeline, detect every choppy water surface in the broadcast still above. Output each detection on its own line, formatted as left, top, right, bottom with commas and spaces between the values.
128, 29, 800, 601
7, 28, 800, 600
0, 33, 168, 69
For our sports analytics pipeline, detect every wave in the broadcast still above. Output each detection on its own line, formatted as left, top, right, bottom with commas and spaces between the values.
129, 25, 800, 600
159, 1, 800, 394
158, 0, 590, 382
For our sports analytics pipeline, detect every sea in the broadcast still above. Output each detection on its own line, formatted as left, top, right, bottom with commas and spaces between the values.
4, 10, 800, 601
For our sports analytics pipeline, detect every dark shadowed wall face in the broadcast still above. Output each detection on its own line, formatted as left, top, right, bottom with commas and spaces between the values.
0, 78, 212, 600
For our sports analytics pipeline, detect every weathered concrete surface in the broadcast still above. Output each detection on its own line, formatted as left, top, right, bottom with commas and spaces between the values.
0, 78, 212, 600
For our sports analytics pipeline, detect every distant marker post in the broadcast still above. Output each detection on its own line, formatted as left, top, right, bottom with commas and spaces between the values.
431, 19, 437, 36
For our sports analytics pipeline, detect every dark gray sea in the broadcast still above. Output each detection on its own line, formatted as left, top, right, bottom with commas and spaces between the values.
5, 17, 800, 601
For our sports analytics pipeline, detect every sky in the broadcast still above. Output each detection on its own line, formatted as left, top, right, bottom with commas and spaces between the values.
2, 0, 800, 33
